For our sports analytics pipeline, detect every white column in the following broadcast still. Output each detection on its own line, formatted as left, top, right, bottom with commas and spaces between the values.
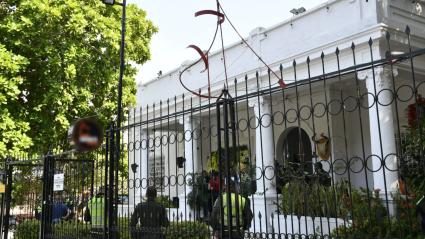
253, 97, 276, 195
177, 116, 200, 219
249, 96, 278, 234
364, 68, 399, 214
184, 116, 200, 175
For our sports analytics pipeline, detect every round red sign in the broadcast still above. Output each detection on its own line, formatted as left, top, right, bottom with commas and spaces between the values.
68, 118, 103, 152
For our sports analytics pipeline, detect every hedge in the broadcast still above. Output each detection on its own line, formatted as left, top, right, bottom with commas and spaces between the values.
15, 219, 210, 239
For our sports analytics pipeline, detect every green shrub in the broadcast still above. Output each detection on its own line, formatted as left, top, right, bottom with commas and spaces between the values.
115, 218, 210, 239
15, 220, 91, 239
156, 195, 177, 208
279, 179, 355, 218
331, 190, 424, 238
14, 220, 39, 239
165, 221, 211, 239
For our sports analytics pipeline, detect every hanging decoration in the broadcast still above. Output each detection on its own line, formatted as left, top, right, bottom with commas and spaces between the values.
179, 0, 286, 100
314, 133, 331, 161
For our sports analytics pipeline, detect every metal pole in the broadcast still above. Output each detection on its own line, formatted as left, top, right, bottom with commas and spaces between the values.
112, 2, 126, 237
115, 0, 126, 141
0, 162, 6, 239
3, 157, 12, 239
116, 0, 126, 131
108, 125, 116, 239
39, 153, 54, 239
0, 193, 4, 239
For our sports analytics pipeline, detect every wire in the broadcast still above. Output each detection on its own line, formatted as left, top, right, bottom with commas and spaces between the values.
178, 0, 287, 99
218, 2, 285, 88
178, 6, 220, 99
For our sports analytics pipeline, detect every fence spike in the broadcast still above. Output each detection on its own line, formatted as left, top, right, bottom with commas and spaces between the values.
386, 31, 391, 40
335, 47, 339, 55
368, 37, 373, 46
351, 42, 356, 50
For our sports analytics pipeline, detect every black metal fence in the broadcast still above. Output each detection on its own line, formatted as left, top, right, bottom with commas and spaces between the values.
2, 28, 425, 239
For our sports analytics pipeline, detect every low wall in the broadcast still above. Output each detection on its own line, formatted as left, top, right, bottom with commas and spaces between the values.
270, 215, 350, 237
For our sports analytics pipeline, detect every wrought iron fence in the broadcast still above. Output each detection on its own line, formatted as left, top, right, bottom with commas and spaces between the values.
1, 27, 425, 239
117, 27, 425, 239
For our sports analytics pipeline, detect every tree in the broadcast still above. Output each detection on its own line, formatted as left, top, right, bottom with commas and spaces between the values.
0, 44, 32, 156
0, 0, 157, 153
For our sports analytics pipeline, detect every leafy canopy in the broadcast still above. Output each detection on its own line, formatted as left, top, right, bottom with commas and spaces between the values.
0, 0, 157, 154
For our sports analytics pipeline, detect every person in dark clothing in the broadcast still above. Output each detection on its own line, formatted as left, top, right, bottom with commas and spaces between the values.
130, 186, 169, 239
52, 196, 70, 224
210, 180, 253, 239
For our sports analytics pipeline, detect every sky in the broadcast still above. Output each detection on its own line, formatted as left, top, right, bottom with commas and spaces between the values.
128, 0, 329, 84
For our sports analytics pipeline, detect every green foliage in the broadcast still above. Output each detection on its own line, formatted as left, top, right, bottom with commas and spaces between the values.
206, 145, 256, 197
280, 179, 353, 218
239, 165, 256, 197
14, 220, 39, 239
207, 145, 250, 173
329, 107, 425, 238
187, 173, 209, 211
401, 118, 425, 195
1, 0, 155, 207
15, 220, 91, 239
11, 167, 42, 207
118, 219, 210, 239
16, 218, 210, 239
0, 0, 157, 153
332, 193, 424, 239
0, 44, 32, 156
156, 195, 177, 208
330, 188, 424, 238
165, 221, 211, 239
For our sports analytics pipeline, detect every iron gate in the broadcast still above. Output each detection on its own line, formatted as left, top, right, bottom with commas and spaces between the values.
1, 148, 109, 239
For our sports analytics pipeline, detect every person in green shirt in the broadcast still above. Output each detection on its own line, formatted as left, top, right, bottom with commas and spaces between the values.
210, 179, 253, 239
85, 188, 106, 239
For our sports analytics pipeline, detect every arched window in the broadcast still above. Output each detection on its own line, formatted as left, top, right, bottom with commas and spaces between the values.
276, 127, 313, 175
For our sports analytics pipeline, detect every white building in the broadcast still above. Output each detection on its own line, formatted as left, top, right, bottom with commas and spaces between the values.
128, 0, 425, 236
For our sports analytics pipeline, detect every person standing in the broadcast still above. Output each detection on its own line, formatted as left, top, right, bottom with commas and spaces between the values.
210, 180, 253, 239
52, 200, 69, 224
130, 186, 169, 239
85, 188, 106, 239
208, 171, 220, 213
